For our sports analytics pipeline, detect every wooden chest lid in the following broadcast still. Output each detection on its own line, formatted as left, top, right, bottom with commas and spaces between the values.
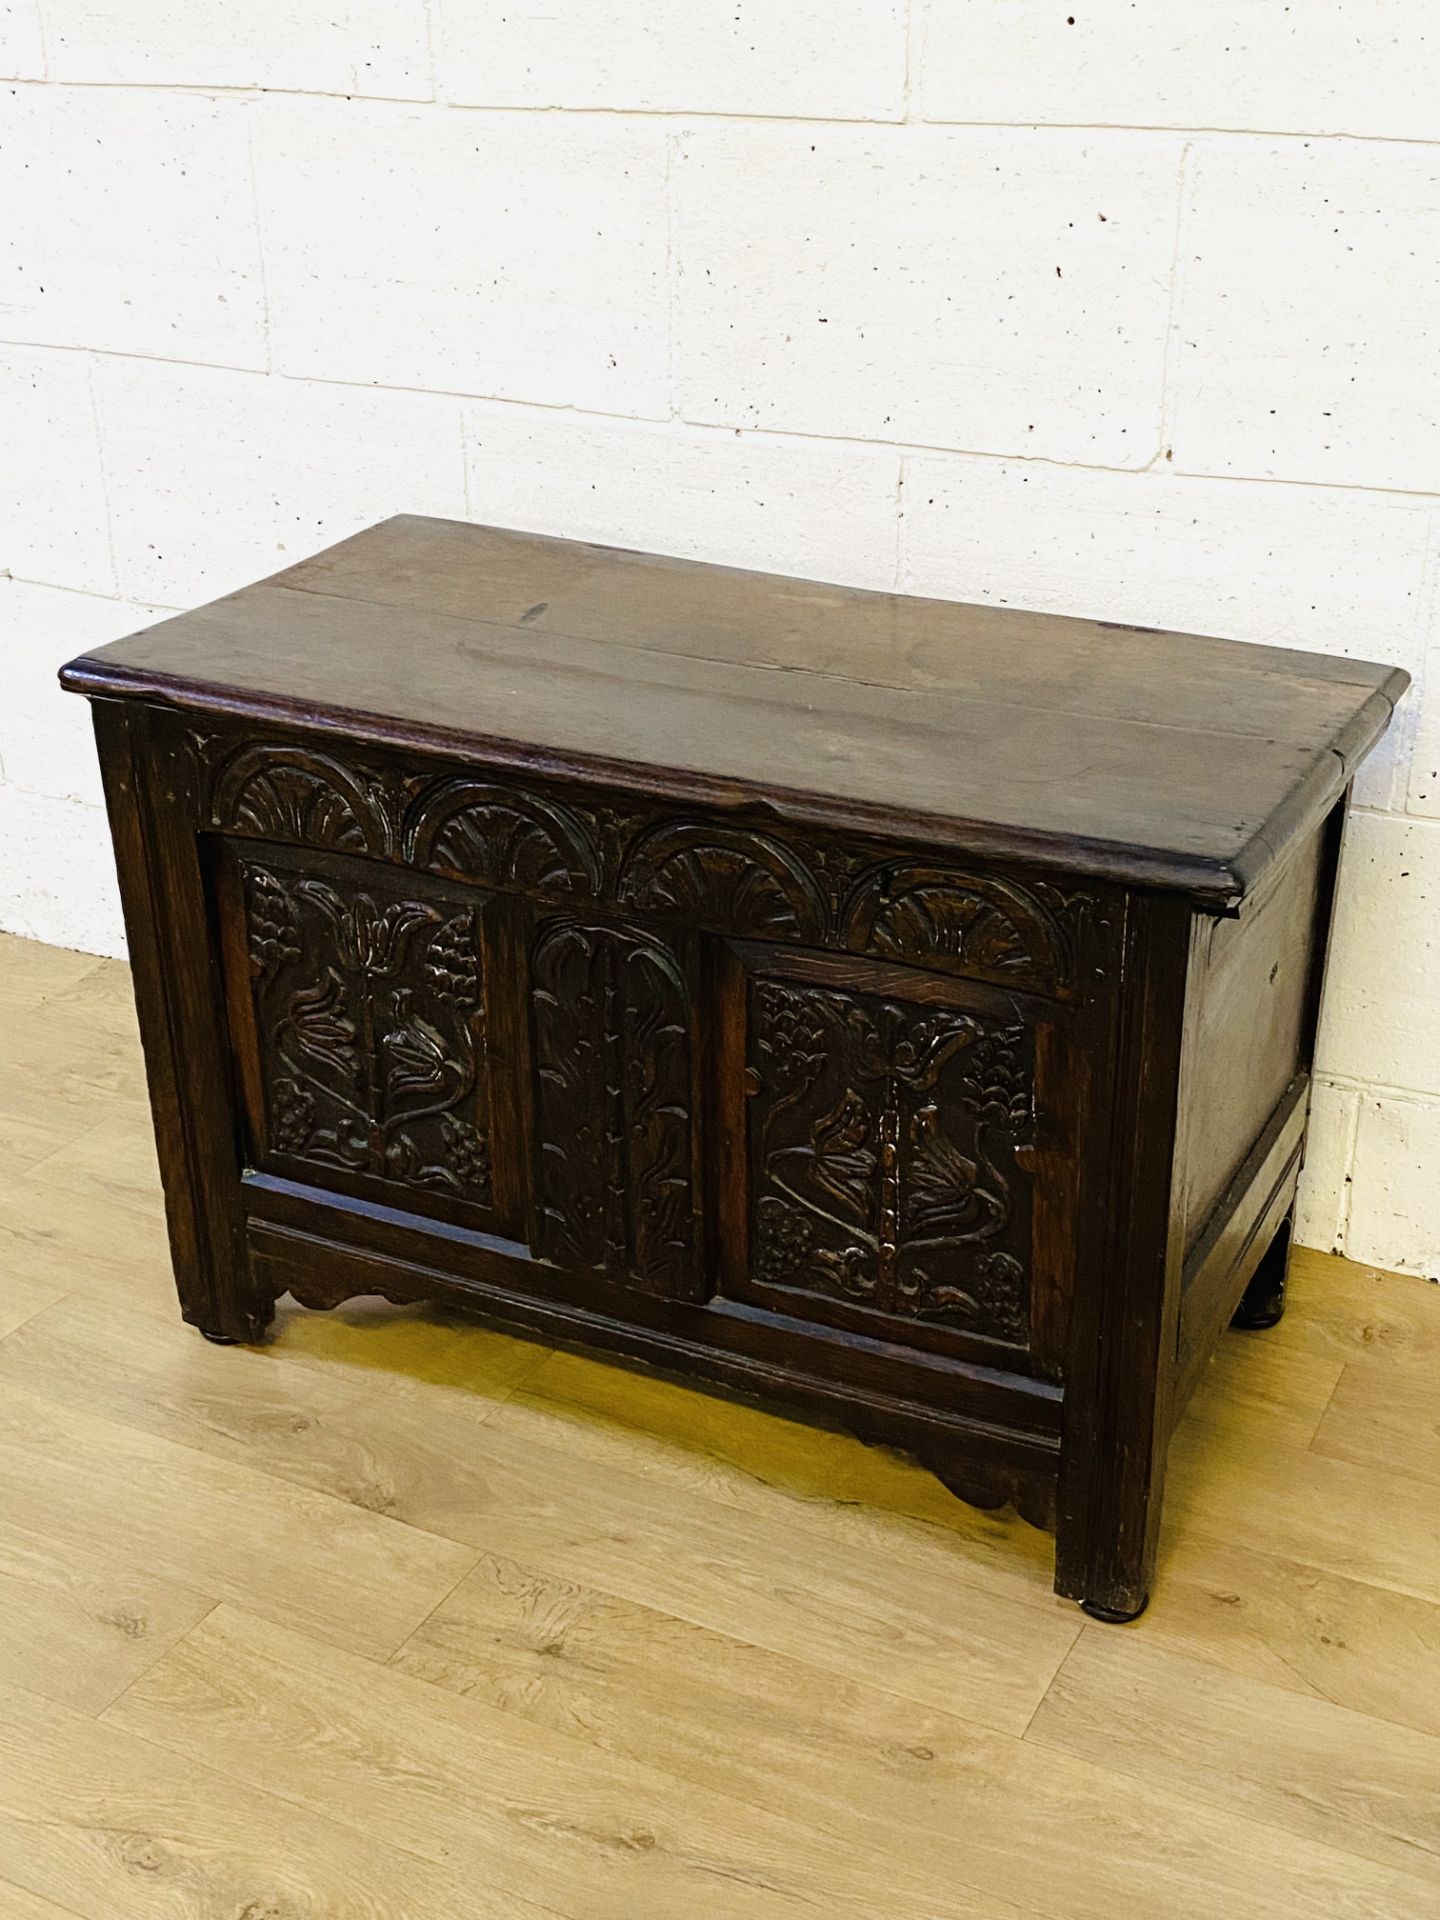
60, 514, 1408, 908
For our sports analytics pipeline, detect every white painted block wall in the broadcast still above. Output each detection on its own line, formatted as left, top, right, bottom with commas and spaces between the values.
2, 3, 1437, 1278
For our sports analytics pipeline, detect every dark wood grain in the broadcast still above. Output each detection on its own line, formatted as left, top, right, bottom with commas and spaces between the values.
1053, 889, 1193, 1621
1176, 828, 1329, 1248
91, 703, 269, 1343
64, 520, 1404, 1622
61, 516, 1408, 907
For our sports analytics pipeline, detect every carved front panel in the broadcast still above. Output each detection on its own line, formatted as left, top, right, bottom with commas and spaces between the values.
530, 916, 700, 1299
739, 966, 1041, 1348
226, 847, 510, 1232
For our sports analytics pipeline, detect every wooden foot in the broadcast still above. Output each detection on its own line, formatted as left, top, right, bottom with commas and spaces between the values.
1080, 1593, 1149, 1624
190, 1295, 274, 1346
1231, 1213, 1292, 1331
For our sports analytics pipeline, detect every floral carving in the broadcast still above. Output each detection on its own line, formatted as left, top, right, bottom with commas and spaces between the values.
753, 1195, 815, 1281
424, 913, 483, 1010
286, 969, 361, 1090
246, 867, 301, 980
270, 1076, 317, 1156
296, 883, 442, 979
238, 860, 495, 1212
439, 1113, 490, 1190
752, 981, 828, 1091
746, 976, 1035, 1343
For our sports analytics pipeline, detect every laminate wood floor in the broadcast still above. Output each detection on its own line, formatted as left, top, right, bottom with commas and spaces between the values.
1, 929, 1437, 1920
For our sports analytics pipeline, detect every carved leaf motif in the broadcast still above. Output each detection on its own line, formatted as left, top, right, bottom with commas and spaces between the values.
811, 1243, 874, 1299
620, 824, 827, 941
807, 1090, 877, 1218
287, 970, 359, 1081
425, 913, 482, 1009
843, 862, 1081, 994
900, 1251, 1027, 1342
753, 1195, 815, 1281
890, 1011, 978, 1091
297, 883, 439, 979
439, 1113, 491, 1192
753, 980, 828, 1091
906, 1103, 1009, 1244
211, 743, 391, 855
874, 888, 1033, 974
531, 923, 612, 1272
405, 781, 601, 895
531, 918, 695, 1297
811, 1089, 870, 1156
949, 1024, 1032, 1133
297, 778, 368, 850
906, 1114, 980, 1235
246, 868, 300, 979
270, 1076, 316, 1154
383, 1001, 455, 1101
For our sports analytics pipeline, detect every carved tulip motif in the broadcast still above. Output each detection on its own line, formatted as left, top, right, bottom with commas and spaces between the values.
748, 976, 1034, 1344
296, 882, 439, 979
239, 861, 494, 1211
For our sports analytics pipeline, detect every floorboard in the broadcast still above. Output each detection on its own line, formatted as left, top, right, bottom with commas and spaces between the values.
1, 934, 1438, 1919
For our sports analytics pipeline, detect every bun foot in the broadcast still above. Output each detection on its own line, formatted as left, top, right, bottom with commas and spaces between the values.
199, 1328, 240, 1345
1232, 1214, 1292, 1332
1231, 1288, 1286, 1332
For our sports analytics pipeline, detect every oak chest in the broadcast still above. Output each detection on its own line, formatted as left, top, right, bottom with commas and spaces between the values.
62, 515, 1406, 1621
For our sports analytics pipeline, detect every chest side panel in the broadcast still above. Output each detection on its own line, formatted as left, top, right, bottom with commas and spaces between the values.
1177, 816, 1333, 1255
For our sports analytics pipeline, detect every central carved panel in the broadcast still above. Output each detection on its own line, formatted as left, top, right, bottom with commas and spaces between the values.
235, 853, 500, 1222
744, 974, 1036, 1345
530, 916, 699, 1299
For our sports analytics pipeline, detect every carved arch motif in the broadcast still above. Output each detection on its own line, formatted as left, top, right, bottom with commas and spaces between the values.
619, 822, 829, 942
842, 861, 1073, 993
404, 779, 602, 897
210, 743, 393, 856
201, 736, 1095, 999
